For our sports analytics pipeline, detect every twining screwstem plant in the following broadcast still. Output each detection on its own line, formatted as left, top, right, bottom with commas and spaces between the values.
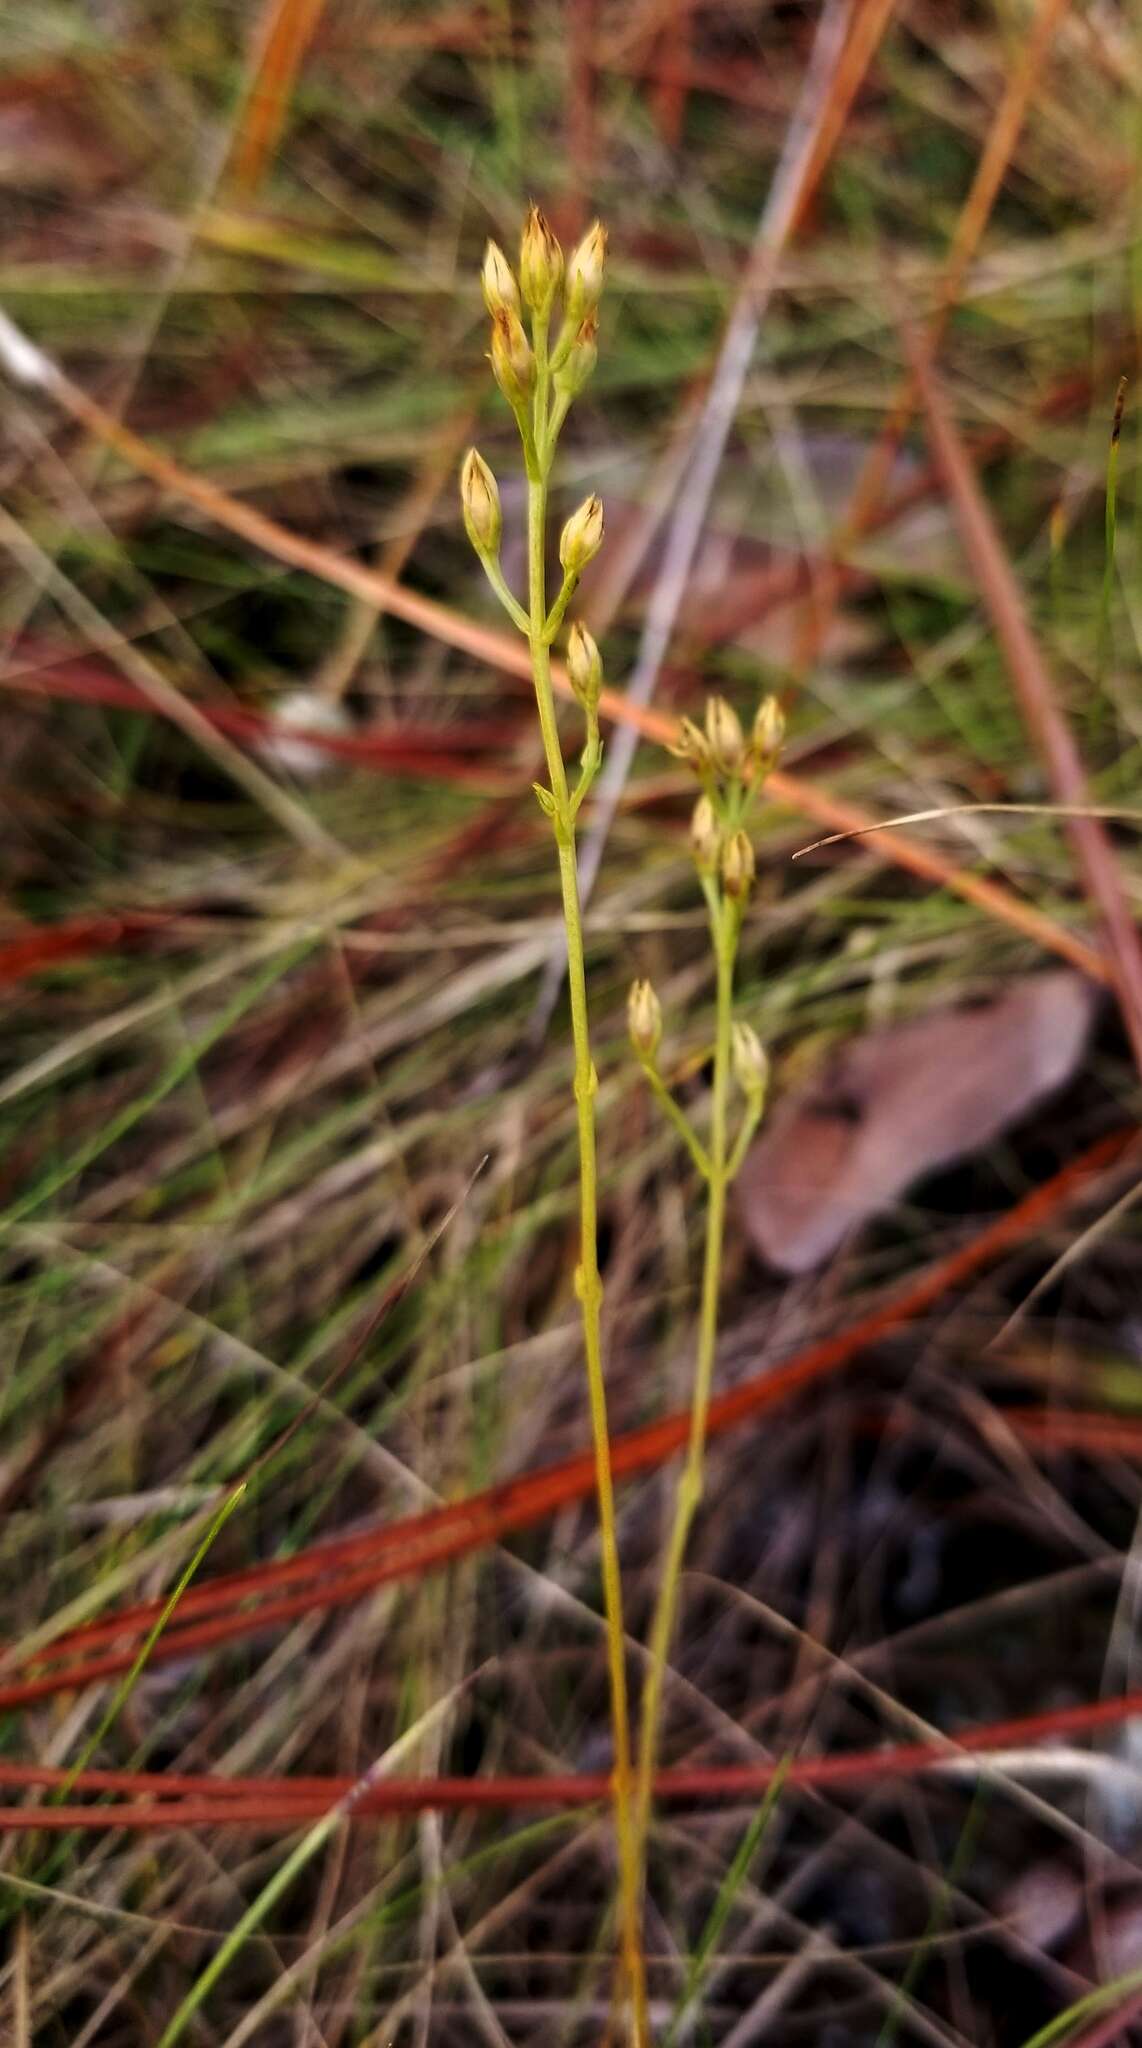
461, 208, 650, 2039
628, 691, 783, 1871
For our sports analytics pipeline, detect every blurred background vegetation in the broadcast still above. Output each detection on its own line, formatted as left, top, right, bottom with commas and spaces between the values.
2, 2, 1142, 2041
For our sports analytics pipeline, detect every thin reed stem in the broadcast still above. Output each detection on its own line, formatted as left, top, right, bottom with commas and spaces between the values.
526, 468, 649, 2045
466, 209, 645, 2037
634, 892, 737, 1869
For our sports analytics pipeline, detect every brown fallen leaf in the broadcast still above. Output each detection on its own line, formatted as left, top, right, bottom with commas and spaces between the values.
737, 971, 1098, 1273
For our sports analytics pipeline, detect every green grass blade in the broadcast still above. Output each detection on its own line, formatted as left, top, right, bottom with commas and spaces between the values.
51, 1480, 247, 1808
664, 1757, 790, 2045
1017, 1962, 1142, 2048
155, 1805, 343, 2048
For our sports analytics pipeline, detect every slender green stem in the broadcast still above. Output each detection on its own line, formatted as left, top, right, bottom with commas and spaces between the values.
478, 552, 529, 635
641, 1064, 711, 1181
526, 467, 648, 2046
569, 720, 602, 819
526, 480, 571, 796
543, 563, 580, 643
532, 305, 551, 463
545, 385, 574, 459
633, 894, 736, 1861
550, 313, 576, 373
726, 1097, 763, 1183
55, 1483, 246, 1808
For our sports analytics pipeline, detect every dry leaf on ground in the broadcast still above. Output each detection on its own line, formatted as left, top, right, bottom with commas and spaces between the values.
737, 971, 1098, 1272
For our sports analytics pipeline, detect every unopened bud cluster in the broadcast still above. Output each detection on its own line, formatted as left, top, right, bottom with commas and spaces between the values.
474, 207, 606, 433
628, 689, 781, 1142
671, 692, 785, 792
462, 206, 612, 785
671, 691, 786, 908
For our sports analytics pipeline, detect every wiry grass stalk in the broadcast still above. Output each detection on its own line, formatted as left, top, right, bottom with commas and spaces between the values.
627, 703, 778, 1934
462, 210, 648, 2042
634, 897, 735, 1855
525, 470, 647, 2046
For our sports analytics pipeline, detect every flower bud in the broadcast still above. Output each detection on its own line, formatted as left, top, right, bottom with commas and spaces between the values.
750, 693, 785, 775
669, 715, 712, 774
559, 493, 604, 575
705, 695, 745, 778
459, 448, 502, 557
689, 793, 721, 874
553, 312, 597, 400
481, 239, 521, 319
731, 1021, 769, 1101
566, 620, 602, 710
565, 219, 607, 321
720, 828, 755, 900
489, 308, 535, 409
627, 977, 662, 1062
519, 204, 563, 314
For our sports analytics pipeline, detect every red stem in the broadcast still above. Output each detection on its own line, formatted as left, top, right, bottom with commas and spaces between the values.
8, 1675, 1142, 1829
1, 1129, 1134, 1718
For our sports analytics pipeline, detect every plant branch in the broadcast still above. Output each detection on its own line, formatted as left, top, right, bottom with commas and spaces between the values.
525, 464, 648, 2046
640, 1064, 711, 1181
633, 891, 737, 1858
477, 552, 530, 635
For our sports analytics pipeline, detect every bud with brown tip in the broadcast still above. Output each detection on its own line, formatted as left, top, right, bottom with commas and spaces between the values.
669, 715, 713, 775
554, 312, 598, 400
460, 448, 502, 557
689, 793, 721, 874
628, 978, 662, 1062
520, 204, 563, 315
731, 1021, 769, 1102
567, 621, 602, 711
489, 307, 535, 409
721, 828, 755, 900
566, 220, 607, 321
705, 695, 745, 778
559, 493, 604, 575
481, 240, 520, 319
750, 694, 786, 776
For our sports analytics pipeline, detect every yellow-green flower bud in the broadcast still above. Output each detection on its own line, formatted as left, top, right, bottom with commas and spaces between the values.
705, 695, 745, 778
489, 307, 535, 409
731, 1021, 769, 1101
481, 239, 521, 319
627, 977, 662, 1062
749, 693, 786, 776
519, 204, 563, 314
669, 715, 713, 774
559, 493, 604, 575
553, 312, 598, 400
566, 620, 602, 710
565, 219, 607, 321
721, 827, 755, 899
459, 448, 502, 557
689, 793, 721, 874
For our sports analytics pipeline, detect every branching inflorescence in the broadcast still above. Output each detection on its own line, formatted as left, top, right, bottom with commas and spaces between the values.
628, 690, 784, 1880
461, 204, 785, 2042
460, 205, 649, 2038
